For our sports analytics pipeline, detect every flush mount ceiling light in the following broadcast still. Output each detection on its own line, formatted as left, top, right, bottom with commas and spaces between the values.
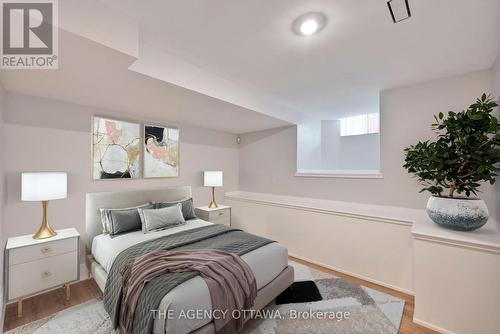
387, 0, 411, 23
292, 12, 327, 36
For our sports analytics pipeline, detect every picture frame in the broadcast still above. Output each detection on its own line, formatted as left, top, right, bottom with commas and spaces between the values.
91, 116, 141, 180
143, 124, 180, 178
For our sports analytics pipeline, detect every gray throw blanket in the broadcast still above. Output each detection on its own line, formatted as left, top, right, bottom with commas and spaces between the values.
121, 250, 257, 334
103, 224, 274, 334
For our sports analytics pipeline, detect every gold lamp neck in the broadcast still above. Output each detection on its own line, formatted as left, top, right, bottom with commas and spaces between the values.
33, 200, 57, 240
208, 186, 218, 209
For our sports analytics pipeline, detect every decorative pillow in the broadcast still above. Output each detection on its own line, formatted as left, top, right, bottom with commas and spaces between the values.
138, 204, 186, 233
156, 198, 196, 220
99, 203, 154, 235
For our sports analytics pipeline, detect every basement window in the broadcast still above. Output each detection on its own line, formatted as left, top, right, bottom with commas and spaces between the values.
340, 113, 380, 137
296, 110, 381, 178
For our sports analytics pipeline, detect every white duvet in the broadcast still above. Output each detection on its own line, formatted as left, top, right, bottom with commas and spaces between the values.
92, 219, 288, 334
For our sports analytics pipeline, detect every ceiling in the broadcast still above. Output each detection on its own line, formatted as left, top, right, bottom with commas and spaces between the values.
101, 0, 500, 119
0, 30, 291, 134
1, 0, 500, 132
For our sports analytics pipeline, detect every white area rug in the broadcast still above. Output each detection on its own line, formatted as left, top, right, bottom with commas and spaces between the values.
242, 261, 405, 334
6, 261, 404, 334
5, 300, 112, 334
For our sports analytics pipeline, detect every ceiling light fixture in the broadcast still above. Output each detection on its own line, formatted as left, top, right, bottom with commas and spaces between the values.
292, 12, 327, 36
300, 19, 319, 35
387, 0, 411, 23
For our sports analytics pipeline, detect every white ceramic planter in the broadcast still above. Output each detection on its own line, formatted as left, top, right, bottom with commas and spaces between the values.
426, 196, 489, 231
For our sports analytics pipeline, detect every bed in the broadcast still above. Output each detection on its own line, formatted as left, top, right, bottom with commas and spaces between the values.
85, 186, 294, 334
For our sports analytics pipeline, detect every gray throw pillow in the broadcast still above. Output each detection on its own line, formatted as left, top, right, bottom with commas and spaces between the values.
100, 203, 154, 236
138, 204, 186, 233
156, 198, 196, 220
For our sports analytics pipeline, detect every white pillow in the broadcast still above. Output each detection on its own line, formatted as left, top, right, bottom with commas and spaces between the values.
138, 203, 186, 233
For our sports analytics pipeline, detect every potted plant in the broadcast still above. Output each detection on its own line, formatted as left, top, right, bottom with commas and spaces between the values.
404, 94, 500, 231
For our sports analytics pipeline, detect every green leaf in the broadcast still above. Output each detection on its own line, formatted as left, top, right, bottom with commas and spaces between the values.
490, 117, 498, 128
403, 94, 500, 196
469, 113, 483, 120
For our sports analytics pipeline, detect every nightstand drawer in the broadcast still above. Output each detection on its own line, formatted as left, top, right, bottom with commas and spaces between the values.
208, 208, 230, 221
9, 237, 78, 266
211, 215, 231, 226
9, 251, 78, 300
195, 206, 231, 226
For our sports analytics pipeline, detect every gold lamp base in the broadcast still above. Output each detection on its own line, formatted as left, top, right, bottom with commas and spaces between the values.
33, 201, 57, 240
208, 187, 218, 209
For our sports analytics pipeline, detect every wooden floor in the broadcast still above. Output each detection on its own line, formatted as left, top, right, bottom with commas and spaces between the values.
4, 258, 439, 334
3, 279, 102, 332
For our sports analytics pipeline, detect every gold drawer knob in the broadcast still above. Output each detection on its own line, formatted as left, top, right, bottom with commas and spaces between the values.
218, 212, 224, 216
40, 247, 52, 254
41, 271, 52, 278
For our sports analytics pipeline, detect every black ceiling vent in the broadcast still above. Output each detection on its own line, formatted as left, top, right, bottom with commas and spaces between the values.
387, 0, 411, 23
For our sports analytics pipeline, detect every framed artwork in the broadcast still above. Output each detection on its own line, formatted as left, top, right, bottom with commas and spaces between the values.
144, 124, 180, 178
92, 116, 141, 180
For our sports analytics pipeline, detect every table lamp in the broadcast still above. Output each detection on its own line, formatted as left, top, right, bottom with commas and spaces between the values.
203, 171, 223, 208
22, 172, 67, 239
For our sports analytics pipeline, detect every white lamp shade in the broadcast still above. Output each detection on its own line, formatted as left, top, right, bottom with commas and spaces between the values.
204, 171, 223, 187
22, 172, 67, 201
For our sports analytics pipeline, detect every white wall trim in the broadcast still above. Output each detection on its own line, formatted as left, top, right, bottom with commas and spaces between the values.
412, 318, 457, 334
411, 213, 500, 254
229, 191, 500, 254
226, 191, 414, 227
289, 253, 414, 296
295, 169, 383, 179
412, 235, 500, 255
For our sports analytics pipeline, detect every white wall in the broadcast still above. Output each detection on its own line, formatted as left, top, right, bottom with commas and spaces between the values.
413, 237, 500, 334
493, 54, 500, 104
320, 120, 341, 169
0, 84, 4, 325
299, 119, 380, 171
338, 133, 380, 170
2, 92, 240, 273
296, 121, 322, 170
239, 70, 497, 218
322, 120, 380, 171
493, 54, 500, 223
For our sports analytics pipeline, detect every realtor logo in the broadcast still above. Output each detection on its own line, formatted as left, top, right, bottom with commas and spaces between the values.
1, 0, 58, 69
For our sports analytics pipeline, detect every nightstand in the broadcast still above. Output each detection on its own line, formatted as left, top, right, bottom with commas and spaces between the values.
195, 205, 231, 226
4, 228, 80, 317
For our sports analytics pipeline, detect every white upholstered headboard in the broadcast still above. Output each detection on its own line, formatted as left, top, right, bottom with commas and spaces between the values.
85, 186, 192, 250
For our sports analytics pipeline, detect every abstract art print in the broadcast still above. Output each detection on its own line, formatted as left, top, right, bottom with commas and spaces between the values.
144, 125, 180, 178
92, 117, 141, 179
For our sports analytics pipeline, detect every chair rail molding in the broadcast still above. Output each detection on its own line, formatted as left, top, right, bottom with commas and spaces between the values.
225, 191, 416, 294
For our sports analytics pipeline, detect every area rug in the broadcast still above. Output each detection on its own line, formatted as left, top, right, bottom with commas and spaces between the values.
6, 261, 404, 334
4, 300, 113, 334
241, 261, 405, 334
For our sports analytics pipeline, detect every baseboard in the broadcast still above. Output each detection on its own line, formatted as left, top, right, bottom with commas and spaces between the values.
289, 253, 415, 296
413, 317, 457, 334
